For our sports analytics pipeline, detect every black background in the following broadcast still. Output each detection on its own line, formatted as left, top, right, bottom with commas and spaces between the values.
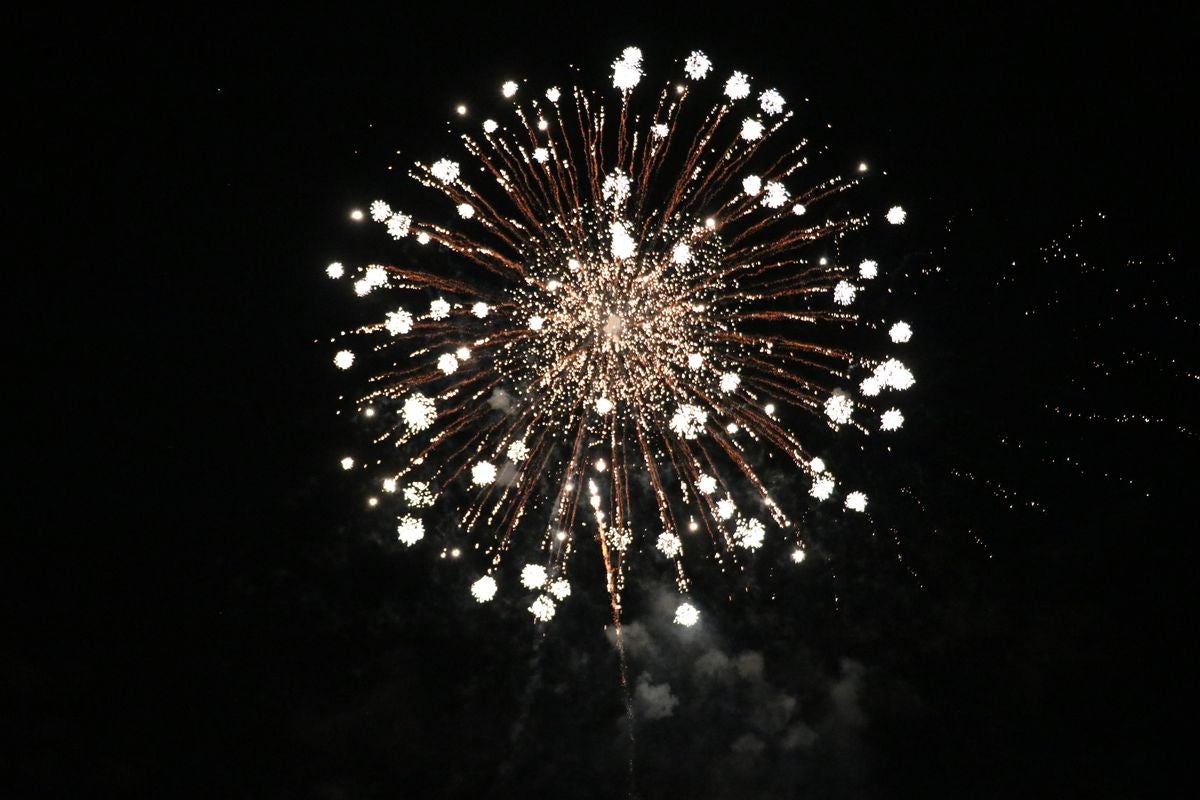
12, 4, 1195, 797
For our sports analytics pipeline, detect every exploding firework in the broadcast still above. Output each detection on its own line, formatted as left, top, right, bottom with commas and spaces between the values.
327, 47, 914, 626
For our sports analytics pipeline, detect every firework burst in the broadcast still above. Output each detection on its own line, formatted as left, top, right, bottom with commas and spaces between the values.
327, 47, 914, 626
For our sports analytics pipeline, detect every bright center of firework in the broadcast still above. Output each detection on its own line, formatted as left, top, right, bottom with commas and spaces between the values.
603, 312, 625, 341
493, 209, 730, 418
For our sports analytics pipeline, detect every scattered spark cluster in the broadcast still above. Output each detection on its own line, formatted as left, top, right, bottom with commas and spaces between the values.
989, 214, 1196, 494
327, 47, 916, 627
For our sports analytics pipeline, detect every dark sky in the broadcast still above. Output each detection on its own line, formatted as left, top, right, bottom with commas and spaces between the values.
13, 5, 1196, 798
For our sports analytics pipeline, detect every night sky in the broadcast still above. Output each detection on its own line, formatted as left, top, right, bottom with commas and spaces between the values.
13, 6, 1196, 798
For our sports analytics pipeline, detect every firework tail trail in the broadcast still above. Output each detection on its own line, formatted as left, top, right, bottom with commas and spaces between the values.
596, 497, 638, 797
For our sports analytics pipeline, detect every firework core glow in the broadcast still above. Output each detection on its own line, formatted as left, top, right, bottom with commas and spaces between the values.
326, 47, 915, 626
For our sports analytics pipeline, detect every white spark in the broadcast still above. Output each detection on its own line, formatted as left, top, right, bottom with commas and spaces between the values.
874, 358, 915, 390
472, 461, 497, 486
889, 322, 912, 343
611, 46, 643, 91
326, 262, 344, 279
606, 526, 632, 551
719, 372, 741, 392
824, 393, 854, 424
758, 89, 785, 115
791, 548, 807, 564
385, 212, 411, 239
734, 517, 765, 549
437, 353, 459, 374
396, 515, 425, 545
529, 594, 556, 622
385, 308, 413, 336
833, 280, 857, 305
595, 396, 614, 415
401, 393, 436, 432
880, 408, 904, 431
792, 203, 807, 215
886, 205, 907, 224
859, 259, 878, 279
521, 563, 548, 589
545, 86, 561, 102
532, 147, 550, 164
424, 300, 449, 322
845, 491, 867, 512
471, 575, 497, 603
602, 172, 631, 205
506, 440, 529, 462
349, 209, 363, 221
472, 302, 489, 318
716, 498, 736, 520
340, 456, 354, 470
457, 202, 475, 218
549, 579, 571, 600
456, 346, 471, 360
416, 232, 431, 245
724, 71, 751, 100
697, 474, 717, 495
742, 174, 762, 196
334, 350, 355, 370
670, 404, 707, 439
810, 476, 835, 500
610, 221, 637, 260
364, 265, 388, 287
684, 51, 712, 80
483, 119, 498, 133
810, 457, 826, 473
860, 376, 883, 396
741, 118, 764, 140
501, 81, 518, 98
674, 602, 700, 627
430, 159, 460, 183
657, 532, 682, 557
687, 353, 704, 370
672, 242, 692, 264
652, 123, 669, 138
403, 481, 435, 507
528, 315, 544, 331
761, 181, 789, 208
382, 478, 397, 493
370, 200, 392, 222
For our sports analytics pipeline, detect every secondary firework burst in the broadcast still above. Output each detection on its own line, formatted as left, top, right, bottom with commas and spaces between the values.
327, 46, 914, 626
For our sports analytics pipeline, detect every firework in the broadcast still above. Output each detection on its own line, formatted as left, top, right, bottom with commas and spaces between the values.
328, 47, 914, 626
